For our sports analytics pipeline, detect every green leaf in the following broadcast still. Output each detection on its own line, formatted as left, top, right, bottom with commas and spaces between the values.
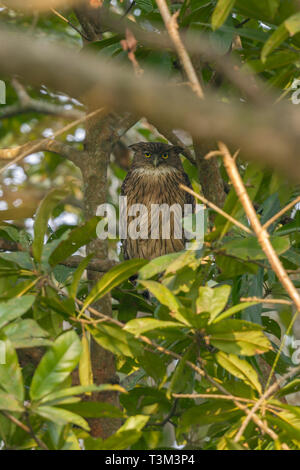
245, 50, 299, 73
212, 302, 259, 324
85, 430, 142, 450
138, 252, 182, 280
0, 252, 33, 270
3, 319, 51, 348
69, 253, 93, 299
34, 405, 89, 431
124, 318, 181, 336
277, 379, 300, 398
235, 0, 280, 22
79, 333, 93, 390
0, 224, 19, 242
139, 350, 167, 383
139, 280, 192, 326
222, 236, 290, 260
136, 0, 153, 13
181, 401, 242, 430
168, 345, 196, 396
0, 295, 35, 329
39, 384, 125, 406
32, 188, 69, 263
86, 34, 123, 52
88, 324, 143, 359
270, 406, 300, 440
285, 12, 300, 35
216, 351, 262, 394
216, 254, 258, 278
140, 280, 181, 312
262, 316, 281, 340
224, 438, 246, 450
0, 338, 24, 401
30, 330, 81, 401
165, 249, 202, 275
41, 233, 70, 267
82, 259, 147, 311
212, 0, 236, 31
208, 319, 271, 356
0, 390, 24, 412
196, 285, 231, 322
120, 414, 149, 432
261, 23, 289, 62
49, 217, 100, 267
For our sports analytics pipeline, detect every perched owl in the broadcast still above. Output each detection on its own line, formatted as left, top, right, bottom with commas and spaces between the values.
121, 142, 195, 260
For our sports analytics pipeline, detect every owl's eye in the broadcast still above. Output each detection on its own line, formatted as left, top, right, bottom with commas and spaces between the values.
144, 152, 151, 158
161, 153, 169, 159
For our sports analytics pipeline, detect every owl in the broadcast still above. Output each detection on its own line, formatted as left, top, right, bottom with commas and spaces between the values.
121, 142, 195, 260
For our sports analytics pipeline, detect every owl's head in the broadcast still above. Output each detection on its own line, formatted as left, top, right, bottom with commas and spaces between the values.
128, 142, 184, 171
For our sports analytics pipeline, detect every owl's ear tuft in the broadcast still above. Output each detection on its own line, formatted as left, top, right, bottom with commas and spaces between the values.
128, 142, 145, 152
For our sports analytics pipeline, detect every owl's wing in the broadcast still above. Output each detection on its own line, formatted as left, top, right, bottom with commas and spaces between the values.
120, 171, 131, 196
120, 172, 131, 259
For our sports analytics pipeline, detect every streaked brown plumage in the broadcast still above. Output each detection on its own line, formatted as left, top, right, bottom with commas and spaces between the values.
121, 142, 194, 260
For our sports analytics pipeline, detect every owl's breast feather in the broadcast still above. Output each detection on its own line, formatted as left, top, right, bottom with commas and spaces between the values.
125, 167, 186, 206
121, 167, 193, 259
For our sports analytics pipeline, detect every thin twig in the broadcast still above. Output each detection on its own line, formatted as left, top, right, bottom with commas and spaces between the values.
122, 1, 136, 18
240, 297, 293, 306
1, 411, 31, 434
219, 142, 300, 313
1, 411, 48, 450
0, 108, 104, 175
51, 8, 90, 41
173, 392, 255, 404
152, 398, 178, 427
234, 363, 300, 444
25, 413, 49, 450
172, 393, 284, 412
235, 18, 250, 29
156, 1, 204, 99
263, 195, 300, 230
180, 184, 253, 234
200, 366, 286, 446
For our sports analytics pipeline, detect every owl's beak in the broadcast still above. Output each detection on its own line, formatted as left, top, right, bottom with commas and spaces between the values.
153, 155, 159, 167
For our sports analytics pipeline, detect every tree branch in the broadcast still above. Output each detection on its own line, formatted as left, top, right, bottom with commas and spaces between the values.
180, 183, 253, 234
0, 139, 86, 167
0, 238, 115, 272
0, 108, 103, 174
155, 1, 204, 99
1, 29, 299, 182
0, 78, 84, 121
61, 255, 116, 272
3, 0, 84, 12
263, 194, 300, 230
99, 9, 266, 105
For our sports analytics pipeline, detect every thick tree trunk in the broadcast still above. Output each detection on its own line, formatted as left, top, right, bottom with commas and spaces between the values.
80, 113, 121, 438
